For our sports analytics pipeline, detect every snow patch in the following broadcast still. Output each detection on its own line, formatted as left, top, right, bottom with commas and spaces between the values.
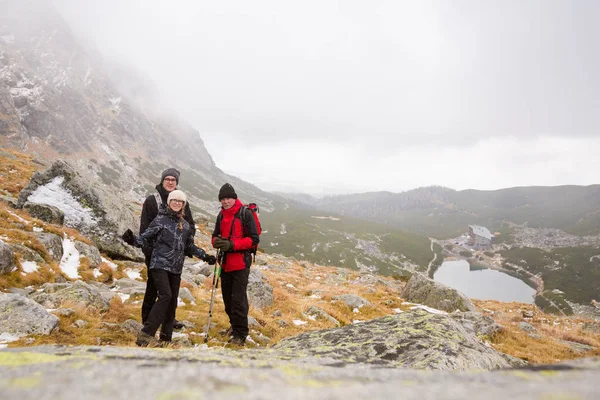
409, 304, 447, 315
59, 236, 80, 279
280, 224, 287, 235
21, 261, 39, 273
118, 293, 130, 302
101, 257, 118, 270
0, 332, 21, 346
292, 319, 307, 326
125, 268, 141, 280
92, 269, 102, 278
33, 226, 44, 232
27, 177, 98, 228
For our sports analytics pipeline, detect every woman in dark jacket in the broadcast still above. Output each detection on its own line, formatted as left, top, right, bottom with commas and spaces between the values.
122, 190, 216, 346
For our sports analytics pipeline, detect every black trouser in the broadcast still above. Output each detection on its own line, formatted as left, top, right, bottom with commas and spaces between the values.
142, 269, 181, 341
141, 252, 156, 324
220, 267, 250, 338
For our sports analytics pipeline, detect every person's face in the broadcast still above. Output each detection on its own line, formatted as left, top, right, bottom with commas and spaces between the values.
162, 176, 177, 192
169, 199, 184, 212
221, 197, 235, 210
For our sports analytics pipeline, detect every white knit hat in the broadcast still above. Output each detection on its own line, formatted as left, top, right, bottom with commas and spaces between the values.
167, 189, 187, 205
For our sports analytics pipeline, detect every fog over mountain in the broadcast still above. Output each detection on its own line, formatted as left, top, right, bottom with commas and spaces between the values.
52, 0, 600, 195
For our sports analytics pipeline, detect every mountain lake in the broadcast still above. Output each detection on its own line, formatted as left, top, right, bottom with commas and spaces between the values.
434, 260, 536, 303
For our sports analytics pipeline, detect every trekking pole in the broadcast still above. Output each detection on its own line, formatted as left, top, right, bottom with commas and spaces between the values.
204, 250, 222, 343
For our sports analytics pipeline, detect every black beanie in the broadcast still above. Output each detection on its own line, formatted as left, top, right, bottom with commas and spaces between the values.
218, 183, 237, 201
161, 168, 180, 184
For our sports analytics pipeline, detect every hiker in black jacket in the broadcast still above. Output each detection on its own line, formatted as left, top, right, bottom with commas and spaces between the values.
140, 168, 194, 329
122, 190, 216, 346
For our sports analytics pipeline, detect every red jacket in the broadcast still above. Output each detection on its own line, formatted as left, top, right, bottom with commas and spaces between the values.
211, 199, 259, 272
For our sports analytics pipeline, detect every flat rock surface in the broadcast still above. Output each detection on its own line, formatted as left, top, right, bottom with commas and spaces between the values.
1, 346, 599, 400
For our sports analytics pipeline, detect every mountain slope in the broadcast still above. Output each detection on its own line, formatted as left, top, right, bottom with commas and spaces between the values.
311, 185, 600, 238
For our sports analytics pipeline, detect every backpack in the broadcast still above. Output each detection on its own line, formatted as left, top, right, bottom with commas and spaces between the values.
217, 203, 262, 263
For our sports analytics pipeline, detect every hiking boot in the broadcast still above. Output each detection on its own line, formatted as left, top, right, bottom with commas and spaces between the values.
173, 319, 184, 330
136, 331, 159, 347
228, 335, 246, 346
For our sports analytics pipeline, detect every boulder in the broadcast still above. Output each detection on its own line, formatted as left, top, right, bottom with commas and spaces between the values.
17, 160, 142, 261
400, 273, 476, 312
332, 294, 372, 309
305, 306, 340, 327
10, 243, 45, 264
111, 278, 146, 296
30, 280, 110, 311
23, 201, 64, 225
35, 232, 63, 262
74, 241, 102, 268
451, 311, 504, 337
0, 239, 16, 274
0, 293, 59, 337
273, 310, 510, 370
247, 269, 273, 309
178, 287, 195, 303
519, 322, 536, 333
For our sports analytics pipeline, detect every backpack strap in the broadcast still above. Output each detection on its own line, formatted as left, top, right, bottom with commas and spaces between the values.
154, 191, 163, 209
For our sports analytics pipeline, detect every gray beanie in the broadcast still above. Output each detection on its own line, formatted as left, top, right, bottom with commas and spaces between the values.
161, 168, 180, 184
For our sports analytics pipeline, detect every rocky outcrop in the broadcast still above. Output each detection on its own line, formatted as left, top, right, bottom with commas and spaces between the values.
274, 310, 508, 370
23, 201, 64, 225
332, 294, 372, 309
401, 273, 476, 312
0, 293, 59, 337
0, 239, 16, 274
451, 311, 504, 338
29, 280, 110, 311
17, 160, 142, 261
247, 269, 274, 309
0, 346, 599, 400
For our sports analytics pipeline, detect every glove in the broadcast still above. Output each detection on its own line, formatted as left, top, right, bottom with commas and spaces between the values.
121, 229, 135, 246
213, 237, 233, 252
203, 255, 217, 265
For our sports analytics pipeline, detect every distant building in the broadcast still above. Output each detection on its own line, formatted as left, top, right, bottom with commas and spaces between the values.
468, 225, 494, 249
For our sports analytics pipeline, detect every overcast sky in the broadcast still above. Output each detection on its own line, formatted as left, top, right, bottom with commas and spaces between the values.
54, 0, 600, 196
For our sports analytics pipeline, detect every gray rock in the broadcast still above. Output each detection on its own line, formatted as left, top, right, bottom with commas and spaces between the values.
274, 310, 510, 370
34, 232, 63, 262
0, 346, 599, 400
0, 293, 59, 336
582, 322, 600, 334
73, 319, 88, 328
30, 280, 110, 311
23, 201, 64, 225
51, 308, 75, 317
10, 243, 45, 264
17, 160, 142, 262
305, 306, 340, 327
528, 334, 542, 340
178, 287, 195, 303
451, 311, 504, 338
248, 316, 261, 327
181, 263, 206, 287
8, 287, 35, 296
74, 241, 102, 268
111, 278, 146, 295
120, 319, 144, 334
557, 340, 596, 354
519, 322, 536, 333
275, 319, 289, 328
0, 239, 16, 274
401, 273, 476, 312
247, 268, 274, 309
332, 294, 372, 309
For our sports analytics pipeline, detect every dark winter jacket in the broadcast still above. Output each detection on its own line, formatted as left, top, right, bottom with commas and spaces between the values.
140, 184, 195, 257
135, 208, 206, 274
212, 199, 260, 272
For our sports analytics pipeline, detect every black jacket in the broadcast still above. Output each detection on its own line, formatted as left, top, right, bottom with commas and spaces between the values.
140, 184, 195, 256
134, 208, 205, 274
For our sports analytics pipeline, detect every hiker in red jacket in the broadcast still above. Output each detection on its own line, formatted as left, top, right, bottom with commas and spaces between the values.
212, 183, 260, 345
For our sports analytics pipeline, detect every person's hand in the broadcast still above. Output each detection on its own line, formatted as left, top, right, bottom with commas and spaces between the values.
213, 237, 233, 252
203, 255, 217, 265
121, 229, 135, 246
